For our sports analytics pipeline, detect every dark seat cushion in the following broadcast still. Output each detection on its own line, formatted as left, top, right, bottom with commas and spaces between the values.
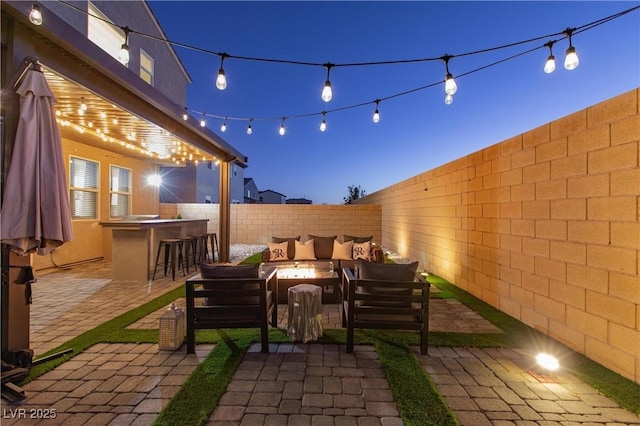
309, 235, 337, 259
199, 264, 262, 305
272, 236, 301, 260
354, 260, 419, 307
355, 260, 418, 281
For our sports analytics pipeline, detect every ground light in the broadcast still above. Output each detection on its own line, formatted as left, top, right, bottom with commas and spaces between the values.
536, 352, 559, 371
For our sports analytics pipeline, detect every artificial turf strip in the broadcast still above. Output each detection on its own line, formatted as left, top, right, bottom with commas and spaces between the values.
153, 329, 256, 426
376, 340, 458, 426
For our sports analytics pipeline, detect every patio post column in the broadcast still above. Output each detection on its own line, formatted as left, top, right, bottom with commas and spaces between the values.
218, 161, 231, 263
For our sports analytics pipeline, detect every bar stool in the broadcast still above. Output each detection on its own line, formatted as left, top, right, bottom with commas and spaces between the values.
206, 232, 219, 262
179, 236, 199, 273
196, 234, 210, 264
152, 238, 185, 281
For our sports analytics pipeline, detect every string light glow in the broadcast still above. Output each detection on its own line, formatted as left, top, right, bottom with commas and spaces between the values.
563, 28, 580, 70
216, 53, 228, 90
544, 41, 556, 73
321, 63, 334, 102
372, 100, 380, 123
118, 26, 131, 66
320, 112, 327, 132
29, 3, 43, 25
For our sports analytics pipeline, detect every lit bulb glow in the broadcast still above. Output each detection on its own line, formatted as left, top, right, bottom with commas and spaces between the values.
564, 46, 579, 70
445, 73, 457, 95
29, 3, 42, 25
536, 353, 559, 371
182, 112, 188, 121
119, 44, 130, 66
544, 55, 556, 74
372, 109, 380, 124
321, 81, 332, 102
221, 122, 227, 132
246, 125, 252, 135
147, 174, 162, 187
445, 94, 454, 105
200, 118, 206, 127
320, 119, 327, 132
279, 124, 286, 136
216, 68, 227, 90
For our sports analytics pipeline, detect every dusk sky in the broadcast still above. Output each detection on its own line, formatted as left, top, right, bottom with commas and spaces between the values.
148, 1, 639, 205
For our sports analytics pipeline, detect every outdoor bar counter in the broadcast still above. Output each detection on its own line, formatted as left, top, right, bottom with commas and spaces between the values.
99, 219, 208, 282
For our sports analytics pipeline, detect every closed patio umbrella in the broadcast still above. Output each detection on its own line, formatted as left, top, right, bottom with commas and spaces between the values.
0, 61, 73, 255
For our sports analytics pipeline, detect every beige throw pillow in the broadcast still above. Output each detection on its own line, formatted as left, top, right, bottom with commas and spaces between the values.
332, 239, 353, 260
352, 241, 371, 260
294, 239, 317, 260
267, 241, 289, 261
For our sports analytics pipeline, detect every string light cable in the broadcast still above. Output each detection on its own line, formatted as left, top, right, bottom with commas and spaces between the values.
49, 1, 639, 133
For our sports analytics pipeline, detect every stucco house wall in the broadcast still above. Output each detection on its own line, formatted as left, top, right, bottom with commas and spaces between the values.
358, 88, 640, 384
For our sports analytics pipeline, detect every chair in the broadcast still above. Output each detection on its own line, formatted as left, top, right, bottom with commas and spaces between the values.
152, 238, 185, 281
341, 263, 430, 355
179, 236, 199, 273
185, 265, 278, 353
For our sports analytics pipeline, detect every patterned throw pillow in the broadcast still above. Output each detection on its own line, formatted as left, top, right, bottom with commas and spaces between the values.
294, 239, 317, 260
332, 240, 353, 260
352, 241, 371, 260
267, 241, 289, 261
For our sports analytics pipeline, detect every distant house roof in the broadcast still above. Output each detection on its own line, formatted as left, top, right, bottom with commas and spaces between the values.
259, 189, 286, 197
244, 177, 254, 185
286, 198, 312, 204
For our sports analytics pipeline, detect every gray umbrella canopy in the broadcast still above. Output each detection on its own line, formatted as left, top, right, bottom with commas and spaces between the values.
0, 68, 73, 255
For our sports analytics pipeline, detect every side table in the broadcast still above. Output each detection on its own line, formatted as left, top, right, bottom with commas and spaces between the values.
287, 284, 323, 343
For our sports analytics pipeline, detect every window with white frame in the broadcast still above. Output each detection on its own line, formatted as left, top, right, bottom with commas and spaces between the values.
87, 2, 126, 67
140, 49, 154, 85
69, 157, 99, 220
109, 165, 132, 219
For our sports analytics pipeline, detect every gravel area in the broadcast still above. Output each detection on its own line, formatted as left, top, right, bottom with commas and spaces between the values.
228, 244, 267, 264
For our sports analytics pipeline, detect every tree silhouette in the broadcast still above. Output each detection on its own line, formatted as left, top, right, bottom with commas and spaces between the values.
344, 185, 366, 204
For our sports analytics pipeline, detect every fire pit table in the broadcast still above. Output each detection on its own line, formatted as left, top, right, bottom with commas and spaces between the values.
264, 262, 339, 304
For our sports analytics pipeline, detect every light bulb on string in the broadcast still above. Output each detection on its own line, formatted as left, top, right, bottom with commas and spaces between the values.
445, 94, 454, 105
118, 27, 130, 66
80, 97, 87, 111
221, 118, 227, 132
563, 28, 579, 70
321, 63, 334, 102
182, 107, 188, 121
543, 41, 556, 74
372, 100, 380, 124
200, 113, 206, 128
29, 3, 43, 25
279, 117, 286, 136
442, 55, 457, 96
246, 119, 253, 135
216, 53, 228, 90
320, 112, 327, 132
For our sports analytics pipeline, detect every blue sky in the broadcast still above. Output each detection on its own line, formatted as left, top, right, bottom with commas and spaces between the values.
148, 1, 639, 205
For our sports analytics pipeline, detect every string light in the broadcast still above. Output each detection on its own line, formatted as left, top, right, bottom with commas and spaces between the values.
54, 0, 630, 134
372, 100, 380, 123
80, 97, 88, 111
321, 63, 334, 102
445, 94, 454, 105
279, 117, 286, 136
29, 3, 43, 25
220, 118, 227, 132
543, 41, 556, 74
118, 27, 130, 66
216, 53, 228, 90
246, 118, 253, 135
442, 55, 457, 97
200, 113, 206, 127
320, 111, 327, 132
182, 107, 188, 121
563, 28, 579, 70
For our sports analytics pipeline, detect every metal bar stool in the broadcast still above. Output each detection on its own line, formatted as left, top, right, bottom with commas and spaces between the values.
196, 234, 210, 264
179, 236, 199, 273
206, 232, 219, 262
152, 238, 185, 281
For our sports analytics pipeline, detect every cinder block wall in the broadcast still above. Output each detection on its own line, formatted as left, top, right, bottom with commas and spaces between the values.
359, 89, 639, 384
165, 203, 382, 245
